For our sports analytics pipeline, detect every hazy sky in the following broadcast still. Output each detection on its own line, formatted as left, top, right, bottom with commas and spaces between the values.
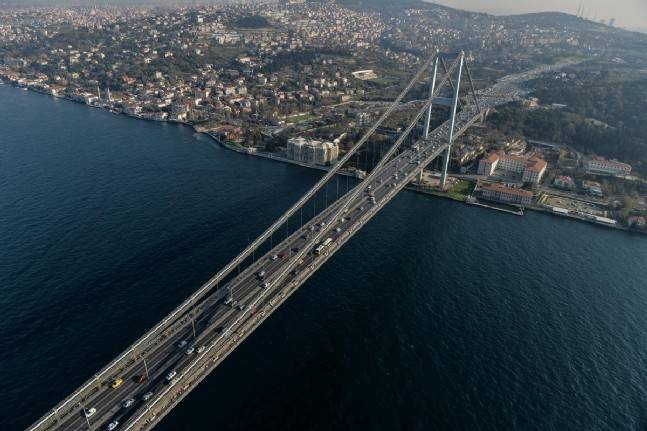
432, 0, 647, 30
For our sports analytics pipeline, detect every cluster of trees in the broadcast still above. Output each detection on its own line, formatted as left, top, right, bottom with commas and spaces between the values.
489, 67, 647, 175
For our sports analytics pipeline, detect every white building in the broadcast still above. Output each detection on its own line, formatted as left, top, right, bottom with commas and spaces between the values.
477, 152, 547, 184
287, 137, 339, 165
480, 183, 533, 206
586, 157, 632, 176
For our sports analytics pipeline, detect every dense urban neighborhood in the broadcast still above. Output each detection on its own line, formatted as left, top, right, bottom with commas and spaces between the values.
2, 0, 647, 232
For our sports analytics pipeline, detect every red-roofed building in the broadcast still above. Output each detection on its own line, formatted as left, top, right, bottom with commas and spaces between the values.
586, 157, 632, 176
522, 158, 547, 184
480, 184, 533, 206
477, 152, 547, 184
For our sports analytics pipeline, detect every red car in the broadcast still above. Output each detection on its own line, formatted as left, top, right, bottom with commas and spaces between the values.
134, 374, 147, 384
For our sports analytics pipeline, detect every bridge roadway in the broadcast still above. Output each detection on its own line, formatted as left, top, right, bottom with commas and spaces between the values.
47, 106, 489, 431
29, 63, 556, 431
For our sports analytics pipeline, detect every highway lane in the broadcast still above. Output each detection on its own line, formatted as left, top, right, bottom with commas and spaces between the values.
32, 55, 455, 431
36, 62, 563, 431
50, 142, 445, 431
111, 120, 458, 430
112, 109, 471, 430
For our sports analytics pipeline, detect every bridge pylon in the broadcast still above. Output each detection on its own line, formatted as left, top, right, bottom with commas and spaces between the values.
440, 51, 464, 190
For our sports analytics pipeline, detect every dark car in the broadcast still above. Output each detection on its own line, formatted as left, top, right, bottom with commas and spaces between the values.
134, 374, 147, 384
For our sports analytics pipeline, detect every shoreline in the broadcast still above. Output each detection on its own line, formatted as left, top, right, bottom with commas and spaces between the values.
4, 82, 645, 237
203, 133, 646, 235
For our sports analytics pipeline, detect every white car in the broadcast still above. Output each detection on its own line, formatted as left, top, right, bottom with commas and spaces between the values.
262, 281, 271, 289
106, 421, 119, 431
121, 398, 135, 409
166, 370, 177, 381
197, 345, 206, 354
83, 407, 97, 418
142, 391, 154, 401
271, 254, 278, 261
185, 346, 194, 355
177, 340, 188, 349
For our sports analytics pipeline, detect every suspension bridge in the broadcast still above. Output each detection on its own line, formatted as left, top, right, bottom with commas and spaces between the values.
27, 51, 531, 431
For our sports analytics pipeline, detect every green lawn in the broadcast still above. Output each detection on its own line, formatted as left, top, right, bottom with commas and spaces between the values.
418, 179, 475, 202
285, 113, 318, 124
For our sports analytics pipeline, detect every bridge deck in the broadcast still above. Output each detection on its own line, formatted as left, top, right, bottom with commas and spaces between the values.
27, 61, 569, 431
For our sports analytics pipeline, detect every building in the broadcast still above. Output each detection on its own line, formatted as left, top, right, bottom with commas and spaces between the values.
477, 152, 547, 184
522, 158, 547, 184
586, 157, 632, 176
480, 183, 533, 206
553, 175, 576, 190
287, 137, 339, 165
582, 180, 603, 197
497, 154, 527, 173
477, 152, 500, 175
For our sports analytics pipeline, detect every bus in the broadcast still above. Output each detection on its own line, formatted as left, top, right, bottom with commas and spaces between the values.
314, 238, 334, 255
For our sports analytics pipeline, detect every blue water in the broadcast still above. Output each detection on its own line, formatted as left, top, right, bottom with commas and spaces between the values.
2, 85, 647, 431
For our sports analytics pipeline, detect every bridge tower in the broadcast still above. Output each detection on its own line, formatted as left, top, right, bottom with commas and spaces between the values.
440, 51, 464, 190
418, 55, 440, 185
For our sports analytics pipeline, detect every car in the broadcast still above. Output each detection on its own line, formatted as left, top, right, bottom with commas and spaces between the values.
177, 340, 188, 349
290, 269, 300, 276
185, 346, 195, 355
278, 253, 286, 258
271, 254, 278, 261
111, 378, 123, 389
335, 227, 341, 232
197, 345, 206, 353
134, 374, 147, 384
106, 421, 119, 431
83, 407, 97, 418
142, 392, 154, 401
121, 398, 135, 409
262, 281, 271, 289
224, 296, 233, 305
291, 247, 300, 252
309, 226, 315, 231
319, 221, 326, 227
256, 270, 265, 279
165, 370, 177, 382
238, 304, 246, 311
359, 206, 364, 211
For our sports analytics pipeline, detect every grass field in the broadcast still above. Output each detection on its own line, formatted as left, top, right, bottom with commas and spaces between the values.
284, 113, 318, 124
